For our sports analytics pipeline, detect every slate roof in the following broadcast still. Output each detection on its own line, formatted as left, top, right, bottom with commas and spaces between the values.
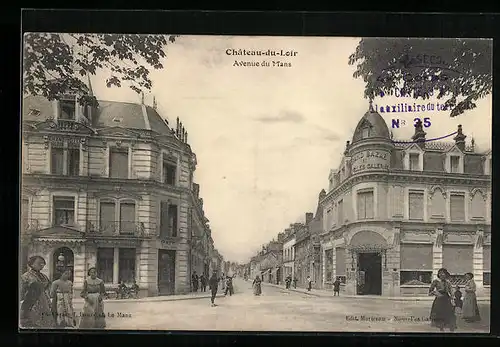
23, 96, 173, 136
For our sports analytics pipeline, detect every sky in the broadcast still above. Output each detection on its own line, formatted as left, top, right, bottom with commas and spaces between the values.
89, 36, 492, 263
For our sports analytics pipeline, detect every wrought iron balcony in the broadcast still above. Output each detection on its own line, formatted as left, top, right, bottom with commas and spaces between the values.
52, 118, 89, 132
88, 221, 146, 236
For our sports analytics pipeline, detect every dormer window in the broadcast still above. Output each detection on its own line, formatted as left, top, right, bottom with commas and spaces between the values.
362, 126, 371, 138
450, 156, 460, 173
59, 99, 76, 120
409, 153, 420, 171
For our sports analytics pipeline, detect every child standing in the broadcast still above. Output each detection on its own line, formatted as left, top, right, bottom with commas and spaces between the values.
454, 285, 463, 315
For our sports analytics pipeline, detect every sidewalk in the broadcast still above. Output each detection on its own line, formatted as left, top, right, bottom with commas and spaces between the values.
73, 290, 225, 304
259, 281, 490, 302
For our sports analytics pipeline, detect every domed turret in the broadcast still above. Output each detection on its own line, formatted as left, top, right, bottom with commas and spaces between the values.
351, 102, 391, 144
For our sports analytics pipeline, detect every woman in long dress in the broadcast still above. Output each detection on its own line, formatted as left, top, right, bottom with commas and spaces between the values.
428, 268, 456, 332
462, 272, 481, 322
50, 269, 76, 328
20, 255, 56, 328
79, 267, 106, 329
252, 275, 262, 296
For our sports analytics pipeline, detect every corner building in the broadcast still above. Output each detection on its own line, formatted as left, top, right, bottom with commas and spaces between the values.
320, 104, 491, 297
21, 90, 216, 297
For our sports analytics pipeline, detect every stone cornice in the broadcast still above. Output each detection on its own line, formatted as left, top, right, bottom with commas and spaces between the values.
321, 170, 490, 206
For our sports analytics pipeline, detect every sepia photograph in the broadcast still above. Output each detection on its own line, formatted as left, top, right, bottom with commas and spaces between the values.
20, 34, 492, 333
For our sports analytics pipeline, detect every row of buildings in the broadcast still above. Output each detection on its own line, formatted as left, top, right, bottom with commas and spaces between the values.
246, 103, 491, 297
21, 84, 225, 297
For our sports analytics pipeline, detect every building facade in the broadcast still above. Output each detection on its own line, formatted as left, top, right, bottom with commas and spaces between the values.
282, 231, 296, 280
320, 104, 491, 297
21, 90, 220, 297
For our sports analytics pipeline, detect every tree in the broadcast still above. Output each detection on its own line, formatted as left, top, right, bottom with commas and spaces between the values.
23, 33, 178, 103
348, 38, 492, 117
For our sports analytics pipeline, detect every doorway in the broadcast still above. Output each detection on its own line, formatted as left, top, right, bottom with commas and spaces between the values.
52, 247, 74, 281
357, 252, 382, 295
158, 250, 176, 295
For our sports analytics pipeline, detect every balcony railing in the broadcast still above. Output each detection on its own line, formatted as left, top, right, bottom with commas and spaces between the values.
88, 221, 145, 236
56, 119, 86, 132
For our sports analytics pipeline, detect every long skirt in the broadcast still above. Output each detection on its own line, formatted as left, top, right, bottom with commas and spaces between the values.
430, 295, 457, 330
20, 292, 56, 328
78, 293, 106, 329
53, 292, 76, 327
253, 283, 262, 296
462, 292, 481, 322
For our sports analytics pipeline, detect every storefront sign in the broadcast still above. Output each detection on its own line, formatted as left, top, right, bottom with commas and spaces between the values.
351, 150, 390, 174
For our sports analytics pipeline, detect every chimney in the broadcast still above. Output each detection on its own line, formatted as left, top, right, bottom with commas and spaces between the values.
305, 213, 314, 225
185, 132, 188, 143
454, 124, 467, 151
411, 118, 426, 149
176, 117, 180, 137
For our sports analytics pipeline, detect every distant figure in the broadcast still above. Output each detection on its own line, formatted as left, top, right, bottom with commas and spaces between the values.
224, 276, 233, 296
208, 271, 219, 307
307, 276, 313, 291
428, 268, 456, 332
117, 281, 128, 299
292, 277, 298, 289
192, 271, 199, 292
131, 281, 139, 298
221, 273, 226, 291
333, 277, 341, 296
200, 274, 207, 292
462, 272, 481, 322
285, 275, 292, 289
252, 275, 262, 296
453, 286, 463, 314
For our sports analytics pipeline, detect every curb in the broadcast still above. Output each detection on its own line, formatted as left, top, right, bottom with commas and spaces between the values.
259, 281, 490, 302
73, 294, 225, 304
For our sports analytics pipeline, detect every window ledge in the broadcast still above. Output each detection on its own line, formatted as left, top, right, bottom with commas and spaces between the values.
483, 285, 490, 288
400, 284, 430, 288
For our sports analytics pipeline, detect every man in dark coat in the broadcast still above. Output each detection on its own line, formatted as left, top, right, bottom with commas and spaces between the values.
209, 271, 219, 307
200, 274, 207, 292
192, 271, 199, 292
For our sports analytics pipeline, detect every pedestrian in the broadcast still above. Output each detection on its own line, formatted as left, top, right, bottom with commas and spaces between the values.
20, 255, 56, 328
79, 267, 106, 329
462, 273, 481, 322
209, 271, 219, 307
224, 276, 233, 296
252, 275, 262, 296
307, 276, 313, 291
453, 285, 463, 315
50, 269, 76, 328
285, 275, 291, 289
428, 268, 456, 332
192, 271, 199, 292
333, 277, 341, 296
292, 277, 297, 289
200, 274, 207, 292
221, 273, 226, 291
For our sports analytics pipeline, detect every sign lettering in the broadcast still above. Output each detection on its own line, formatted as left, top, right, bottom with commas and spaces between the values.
351, 150, 390, 174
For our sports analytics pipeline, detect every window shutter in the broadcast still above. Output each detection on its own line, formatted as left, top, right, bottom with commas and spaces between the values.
442, 244, 473, 274
400, 244, 433, 269
357, 193, 365, 219
450, 194, 465, 221
365, 191, 374, 219
335, 248, 345, 276
409, 192, 424, 220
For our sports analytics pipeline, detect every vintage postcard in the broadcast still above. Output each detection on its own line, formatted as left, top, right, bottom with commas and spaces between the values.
20, 34, 491, 332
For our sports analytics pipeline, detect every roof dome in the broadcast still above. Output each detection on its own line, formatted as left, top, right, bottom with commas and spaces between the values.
351, 103, 390, 143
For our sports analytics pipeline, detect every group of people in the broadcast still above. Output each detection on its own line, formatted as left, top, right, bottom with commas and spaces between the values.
116, 281, 140, 299
20, 255, 107, 329
429, 268, 482, 332
191, 271, 208, 292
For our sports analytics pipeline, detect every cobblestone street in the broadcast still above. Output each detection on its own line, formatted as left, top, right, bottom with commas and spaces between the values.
71, 279, 489, 332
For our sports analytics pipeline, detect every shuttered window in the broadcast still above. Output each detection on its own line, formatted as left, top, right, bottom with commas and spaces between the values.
99, 201, 115, 233
119, 248, 136, 283
442, 244, 473, 274
483, 245, 491, 272
51, 147, 64, 175
400, 244, 433, 269
119, 202, 136, 234
450, 156, 460, 173
109, 148, 129, 178
335, 248, 346, 276
97, 248, 114, 283
409, 191, 424, 220
357, 190, 374, 220
450, 194, 465, 221
160, 201, 170, 238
